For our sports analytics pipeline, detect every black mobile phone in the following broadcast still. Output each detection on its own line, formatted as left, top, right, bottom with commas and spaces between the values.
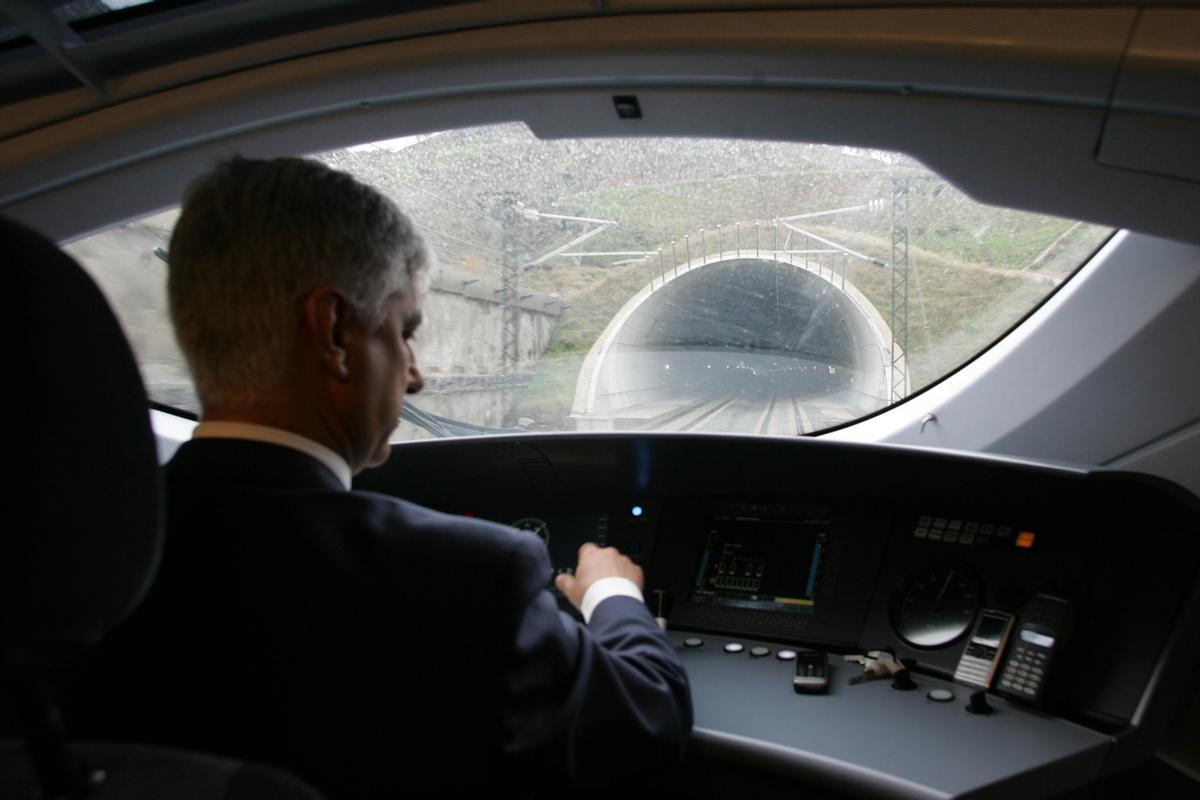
995, 592, 1072, 704
793, 650, 830, 694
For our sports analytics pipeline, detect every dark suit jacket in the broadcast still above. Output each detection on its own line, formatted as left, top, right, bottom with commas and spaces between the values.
74, 439, 691, 798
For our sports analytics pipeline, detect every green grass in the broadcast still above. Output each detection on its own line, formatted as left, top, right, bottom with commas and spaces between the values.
509, 352, 588, 429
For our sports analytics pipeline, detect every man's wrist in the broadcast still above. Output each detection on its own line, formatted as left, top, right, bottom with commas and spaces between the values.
579, 576, 644, 623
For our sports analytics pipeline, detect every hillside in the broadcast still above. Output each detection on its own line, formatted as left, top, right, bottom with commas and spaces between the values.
319, 123, 1109, 423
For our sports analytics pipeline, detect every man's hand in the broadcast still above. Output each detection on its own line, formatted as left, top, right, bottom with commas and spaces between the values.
554, 542, 643, 611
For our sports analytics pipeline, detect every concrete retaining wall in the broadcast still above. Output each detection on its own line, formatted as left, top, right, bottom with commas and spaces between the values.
406, 265, 561, 431
65, 217, 560, 432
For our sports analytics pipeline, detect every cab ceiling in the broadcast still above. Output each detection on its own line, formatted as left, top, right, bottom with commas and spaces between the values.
1, 3, 1199, 246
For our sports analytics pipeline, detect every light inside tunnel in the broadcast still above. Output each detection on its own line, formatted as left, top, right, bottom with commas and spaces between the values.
573, 256, 898, 435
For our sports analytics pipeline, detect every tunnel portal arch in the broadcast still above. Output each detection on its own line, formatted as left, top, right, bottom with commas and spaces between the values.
572, 253, 905, 434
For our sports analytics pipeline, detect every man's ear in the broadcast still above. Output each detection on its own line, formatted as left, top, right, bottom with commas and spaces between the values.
302, 286, 354, 381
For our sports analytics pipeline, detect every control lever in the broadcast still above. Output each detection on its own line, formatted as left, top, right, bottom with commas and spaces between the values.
966, 689, 995, 715
652, 589, 669, 631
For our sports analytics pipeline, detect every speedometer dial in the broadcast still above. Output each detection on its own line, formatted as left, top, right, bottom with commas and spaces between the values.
892, 565, 981, 649
511, 517, 550, 546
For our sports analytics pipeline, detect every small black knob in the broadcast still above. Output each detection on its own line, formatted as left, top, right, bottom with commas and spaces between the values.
891, 670, 917, 691
966, 689, 994, 715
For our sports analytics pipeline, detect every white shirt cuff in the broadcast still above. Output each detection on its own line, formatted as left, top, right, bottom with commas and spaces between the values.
579, 577, 644, 624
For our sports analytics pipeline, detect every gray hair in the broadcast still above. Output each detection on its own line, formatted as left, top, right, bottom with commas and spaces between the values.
168, 156, 431, 409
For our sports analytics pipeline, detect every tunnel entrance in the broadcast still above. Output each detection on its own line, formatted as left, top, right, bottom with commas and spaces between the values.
572, 256, 902, 434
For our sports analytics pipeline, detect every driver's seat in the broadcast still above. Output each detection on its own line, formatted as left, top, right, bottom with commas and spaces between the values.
0, 215, 326, 800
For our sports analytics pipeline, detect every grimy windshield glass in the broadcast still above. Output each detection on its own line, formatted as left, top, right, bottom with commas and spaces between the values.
71, 123, 1113, 438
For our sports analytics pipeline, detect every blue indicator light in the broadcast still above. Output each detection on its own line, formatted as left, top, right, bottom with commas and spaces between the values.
631, 505, 644, 517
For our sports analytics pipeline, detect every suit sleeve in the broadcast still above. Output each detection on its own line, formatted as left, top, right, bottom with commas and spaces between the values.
494, 537, 693, 788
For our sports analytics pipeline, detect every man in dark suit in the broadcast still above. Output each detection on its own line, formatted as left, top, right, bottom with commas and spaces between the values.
82, 156, 691, 797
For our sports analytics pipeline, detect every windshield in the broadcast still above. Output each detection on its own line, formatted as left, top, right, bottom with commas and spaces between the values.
69, 122, 1112, 439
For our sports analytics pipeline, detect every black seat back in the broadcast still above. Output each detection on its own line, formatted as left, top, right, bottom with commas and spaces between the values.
0, 216, 324, 800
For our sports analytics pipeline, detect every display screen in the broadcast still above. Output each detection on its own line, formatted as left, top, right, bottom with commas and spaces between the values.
1021, 629, 1055, 648
690, 505, 828, 614
974, 613, 1010, 647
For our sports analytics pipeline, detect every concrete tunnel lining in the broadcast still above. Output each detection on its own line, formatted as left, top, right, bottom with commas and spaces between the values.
572, 254, 904, 431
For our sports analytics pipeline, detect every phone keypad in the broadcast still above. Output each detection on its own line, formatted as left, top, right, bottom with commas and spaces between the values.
953, 655, 995, 687
998, 644, 1048, 697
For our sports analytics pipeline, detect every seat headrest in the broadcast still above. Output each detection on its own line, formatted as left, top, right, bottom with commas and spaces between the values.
2, 216, 162, 657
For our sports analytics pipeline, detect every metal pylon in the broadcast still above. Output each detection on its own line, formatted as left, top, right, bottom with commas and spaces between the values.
890, 177, 911, 402
500, 204, 521, 381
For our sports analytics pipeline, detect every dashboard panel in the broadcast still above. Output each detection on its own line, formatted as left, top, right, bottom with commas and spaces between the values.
356, 433, 1200, 798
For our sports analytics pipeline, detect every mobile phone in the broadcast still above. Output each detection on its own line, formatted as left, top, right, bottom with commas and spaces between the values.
793, 650, 830, 694
953, 610, 1014, 689
995, 592, 1071, 703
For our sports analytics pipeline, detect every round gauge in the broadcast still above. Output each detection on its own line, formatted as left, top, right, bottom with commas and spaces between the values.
511, 517, 550, 546
892, 565, 981, 649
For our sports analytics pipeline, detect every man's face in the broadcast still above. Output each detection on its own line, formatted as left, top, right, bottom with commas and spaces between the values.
347, 288, 424, 473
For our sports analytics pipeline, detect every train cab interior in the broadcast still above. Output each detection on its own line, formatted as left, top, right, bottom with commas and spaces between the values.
2, 2, 1200, 798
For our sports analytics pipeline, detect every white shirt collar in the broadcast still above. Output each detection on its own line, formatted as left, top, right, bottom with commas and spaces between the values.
192, 421, 353, 490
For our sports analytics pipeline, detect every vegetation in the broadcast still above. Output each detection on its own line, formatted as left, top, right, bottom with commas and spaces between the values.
69, 123, 1110, 427
319, 123, 1112, 424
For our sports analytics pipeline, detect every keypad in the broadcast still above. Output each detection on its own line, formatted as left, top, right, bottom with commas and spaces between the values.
954, 655, 993, 686
999, 645, 1048, 698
